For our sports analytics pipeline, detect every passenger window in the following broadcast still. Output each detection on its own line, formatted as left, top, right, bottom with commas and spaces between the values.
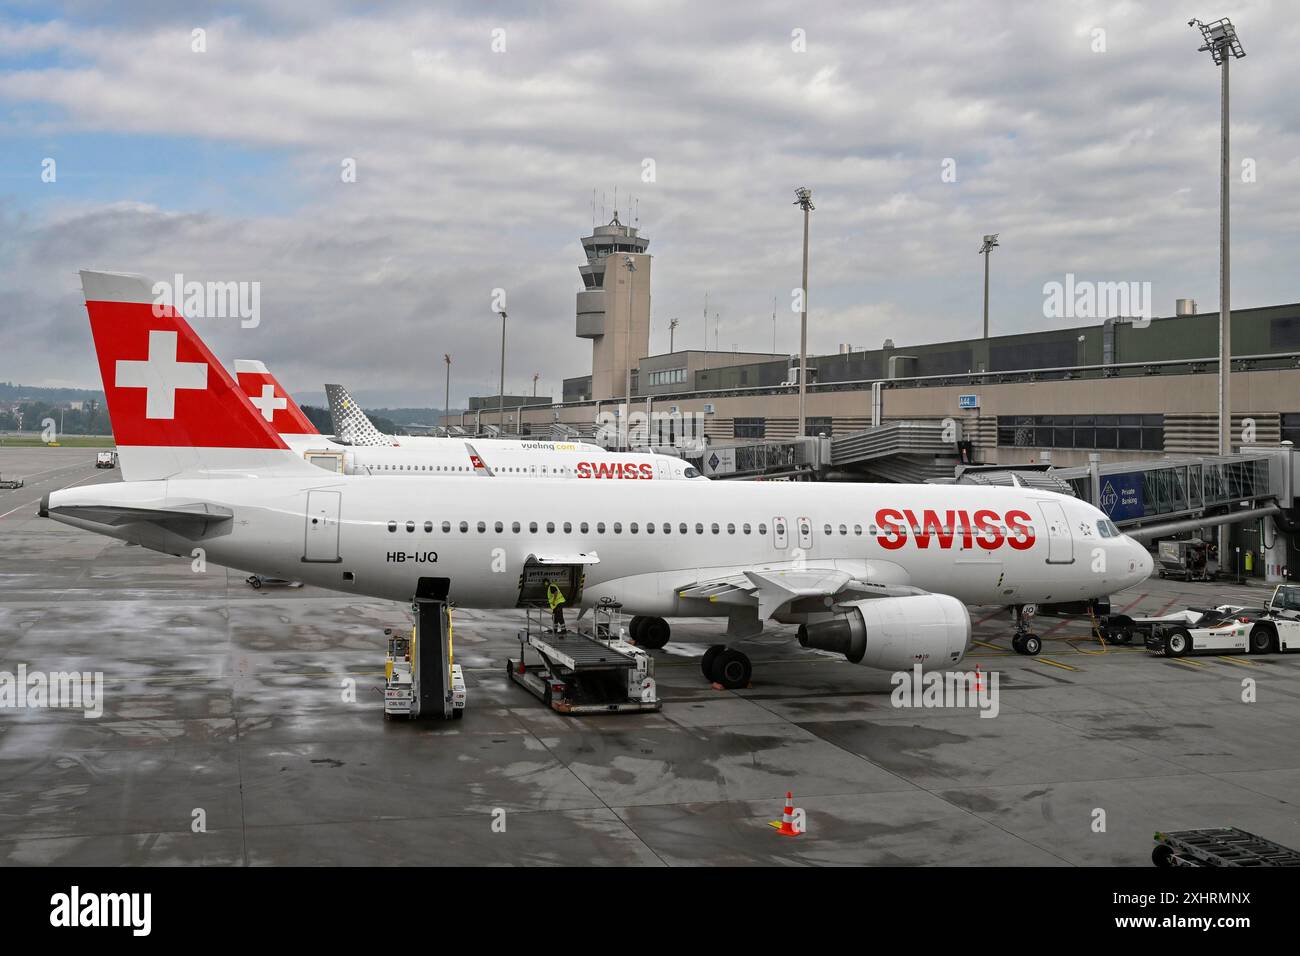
529, 521, 538, 533
387, 521, 397, 533
580, 522, 589, 533
512, 522, 520, 533
743, 523, 751, 534
711, 523, 720, 534
459, 521, 468, 533
597, 522, 606, 533
630, 523, 639, 533
424, 521, 433, 533
727, 523, 736, 534
563, 522, 572, 533
546, 522, 555, 533
406, 521, 415, 533
494, 521, 503, 533
476, 521, 486, 533
854, 524, 862, 535
824, 524, 832, 536
869, 524, 878, 535
664, 523, 672, 534
442, 521, 451, 533
613, 522, 622, 533
696, 523, 704, 534
839, 524, 847, 535
758, 523, 767, 535
678, 523, 687, 534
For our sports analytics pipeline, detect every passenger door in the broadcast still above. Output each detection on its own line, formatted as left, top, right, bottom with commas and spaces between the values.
1037, 501, 1074, 564
303, 490, 341, 563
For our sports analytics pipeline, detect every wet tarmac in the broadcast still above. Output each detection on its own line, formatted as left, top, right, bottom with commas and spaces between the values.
3, 446, 1299, 865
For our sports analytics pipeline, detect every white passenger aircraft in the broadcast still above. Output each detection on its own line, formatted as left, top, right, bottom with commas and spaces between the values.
234, 361, 703, 480
45, 272, 1152, 688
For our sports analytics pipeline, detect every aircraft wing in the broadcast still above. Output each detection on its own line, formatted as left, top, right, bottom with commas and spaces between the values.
677, 567, 923, 621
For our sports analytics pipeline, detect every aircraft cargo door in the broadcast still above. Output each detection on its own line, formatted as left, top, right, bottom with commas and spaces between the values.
1037, 501, 1074, 565
303, 490, 342, 563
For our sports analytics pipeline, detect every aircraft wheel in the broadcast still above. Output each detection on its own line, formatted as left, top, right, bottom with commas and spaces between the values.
1011, 635, 1025, 654
1165, 627, 1190, 657
628, 616, 648, 643
701, 644, 726, 680
1248, 625, 1274, 655
1152, 844, 1175, 867
711, 648, 751, 689
1020, 634, 1041, 656
638, 617, 671, 650
248, 576, 262, 590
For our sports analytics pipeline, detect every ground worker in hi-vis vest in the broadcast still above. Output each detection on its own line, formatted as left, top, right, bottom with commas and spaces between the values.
545, 579, 567, 633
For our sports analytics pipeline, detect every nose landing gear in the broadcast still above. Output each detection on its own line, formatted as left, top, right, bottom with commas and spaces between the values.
1010, 604, 1042, 656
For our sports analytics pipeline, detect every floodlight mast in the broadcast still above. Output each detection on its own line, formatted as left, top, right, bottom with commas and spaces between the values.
979, 234, 999, 339
1190, 17, 1244, 458
794, 186, 814, 439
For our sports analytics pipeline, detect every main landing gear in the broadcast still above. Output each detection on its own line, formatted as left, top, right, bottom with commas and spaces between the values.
701, 645, 752, 690
628, 615, 671, 650
1010, 604, 1042, 656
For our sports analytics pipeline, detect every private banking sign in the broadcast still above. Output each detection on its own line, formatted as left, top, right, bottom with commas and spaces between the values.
1099, 472, 1144, 521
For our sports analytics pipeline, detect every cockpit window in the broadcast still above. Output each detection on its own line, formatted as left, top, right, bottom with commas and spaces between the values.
683, 466, 701, 479
1096, 520, 1122, 538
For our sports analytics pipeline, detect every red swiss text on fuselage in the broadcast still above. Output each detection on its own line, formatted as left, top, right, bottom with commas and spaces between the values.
575, 461, 655, 479
874, 507, 1034, 551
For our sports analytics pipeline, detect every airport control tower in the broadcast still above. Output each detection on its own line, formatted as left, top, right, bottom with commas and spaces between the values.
576, 212, 651, 402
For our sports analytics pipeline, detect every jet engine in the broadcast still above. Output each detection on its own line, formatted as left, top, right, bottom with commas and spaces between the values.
797, 594, 970, 670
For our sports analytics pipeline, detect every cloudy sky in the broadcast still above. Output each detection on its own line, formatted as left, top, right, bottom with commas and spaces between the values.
0, 0, 1296, 407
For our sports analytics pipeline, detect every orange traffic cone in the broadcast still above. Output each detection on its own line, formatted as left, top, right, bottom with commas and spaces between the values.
769, 791, 800, 836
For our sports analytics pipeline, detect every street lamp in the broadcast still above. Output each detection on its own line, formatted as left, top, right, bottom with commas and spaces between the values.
979, 234, 999, 339
1189, 16, 1245, 457
443, 353, 451, 433
669, 317, 679, 353
794, 186, 814, 439
496, 309, 507, 432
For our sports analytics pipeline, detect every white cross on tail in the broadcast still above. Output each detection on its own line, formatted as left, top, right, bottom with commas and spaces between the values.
249, 383, 287, 422
114, 330, 208, 419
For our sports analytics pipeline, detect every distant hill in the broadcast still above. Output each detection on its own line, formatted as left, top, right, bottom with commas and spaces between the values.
0, 382, 105, 403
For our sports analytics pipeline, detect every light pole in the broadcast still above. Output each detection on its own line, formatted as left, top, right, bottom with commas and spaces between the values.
794, 186, 814, 439
496, 309, 507, 431
979, 234, 999, 339
1190, 16, 1244, 457
443, 353, 451, 431
532, 372, 539, 397
622, 255, 636, 450
669, 317, 679, 353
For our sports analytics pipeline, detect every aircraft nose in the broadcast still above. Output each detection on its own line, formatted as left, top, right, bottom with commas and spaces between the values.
1131, 540, 1153, 580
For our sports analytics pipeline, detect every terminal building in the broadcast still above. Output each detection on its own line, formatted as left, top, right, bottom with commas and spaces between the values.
450, 212, 1300, 581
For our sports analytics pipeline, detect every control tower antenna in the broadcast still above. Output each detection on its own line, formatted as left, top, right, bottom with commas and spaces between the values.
591, 188, 596, 230
703, 292, 709, 350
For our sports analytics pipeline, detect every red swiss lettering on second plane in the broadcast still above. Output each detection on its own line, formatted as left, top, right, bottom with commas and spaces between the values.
874, 508, 1034, 551
575, 461, 655, 479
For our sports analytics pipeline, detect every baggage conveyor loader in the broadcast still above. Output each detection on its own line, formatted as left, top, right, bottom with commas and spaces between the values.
384, 576, 466, 720
508, 599, 660, 715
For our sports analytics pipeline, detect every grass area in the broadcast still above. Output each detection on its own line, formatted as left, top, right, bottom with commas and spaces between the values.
0, 435, 114, 448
